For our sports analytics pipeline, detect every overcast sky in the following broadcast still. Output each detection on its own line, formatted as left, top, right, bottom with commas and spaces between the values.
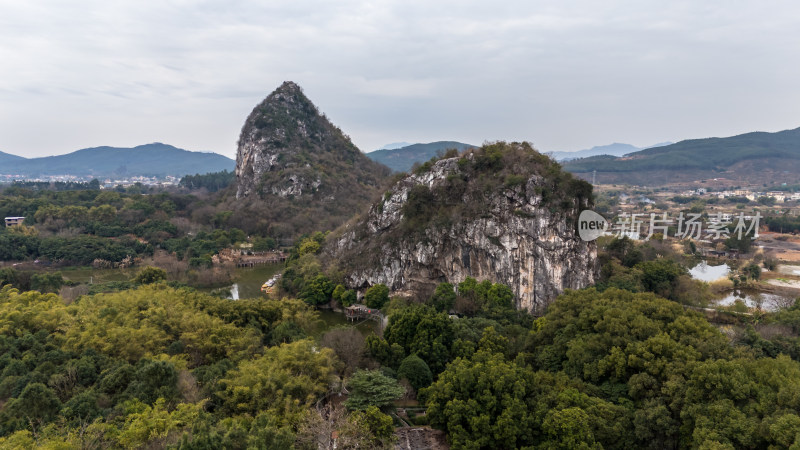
2, 0, 800, 159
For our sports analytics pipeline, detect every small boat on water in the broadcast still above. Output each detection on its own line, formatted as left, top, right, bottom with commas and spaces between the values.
261, 273, 282, 294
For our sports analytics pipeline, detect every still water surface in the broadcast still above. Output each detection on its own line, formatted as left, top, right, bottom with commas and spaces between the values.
689, 261, 795, 311
688, 261, 729, 282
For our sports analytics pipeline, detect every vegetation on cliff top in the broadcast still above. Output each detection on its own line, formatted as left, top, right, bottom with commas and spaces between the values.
399, 141, 592, 232
329, 141, 593, 276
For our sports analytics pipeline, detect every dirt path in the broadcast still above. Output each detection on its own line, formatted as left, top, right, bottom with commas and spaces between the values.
394, 427, 449, 450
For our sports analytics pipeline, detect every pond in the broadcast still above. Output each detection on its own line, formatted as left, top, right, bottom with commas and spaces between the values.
225, 264, 380, 337
60, 263, 379, 336
711, 289, 796, 312
60, 266, 140, 284
59, 264, 285, 299
689, 261, 730, 282
777, 264, 800, 276
226, 264, 284, 300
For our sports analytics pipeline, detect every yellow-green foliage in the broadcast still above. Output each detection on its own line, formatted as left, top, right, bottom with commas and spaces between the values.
0, 284, 321, 366
61, 285, 261, 364
218, 339, 337, 422
116, 398, 207, 449
0, 400, 206, 449
0, 286, 68, 336
0, 283, 339, 447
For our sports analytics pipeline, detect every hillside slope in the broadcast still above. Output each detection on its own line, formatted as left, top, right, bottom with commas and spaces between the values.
0, 151, 25, 166
549, 143, 639, 161
563, 127, 800, 185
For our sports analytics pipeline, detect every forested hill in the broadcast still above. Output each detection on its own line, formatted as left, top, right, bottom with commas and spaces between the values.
0, 143, 234, 178
563, 126, 800, 185
0, 151, 25, 165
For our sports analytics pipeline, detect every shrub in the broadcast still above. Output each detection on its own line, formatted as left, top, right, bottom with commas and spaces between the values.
397, 354, 433, 391
133, 266, 167, 284
364, 284, 390, 309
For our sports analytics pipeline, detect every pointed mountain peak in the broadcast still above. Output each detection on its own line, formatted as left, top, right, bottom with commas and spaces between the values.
276, 80, 303, 93
234, 81, 390, 215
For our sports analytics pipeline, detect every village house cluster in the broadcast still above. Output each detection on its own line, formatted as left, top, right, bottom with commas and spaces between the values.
681, 188, 800, 203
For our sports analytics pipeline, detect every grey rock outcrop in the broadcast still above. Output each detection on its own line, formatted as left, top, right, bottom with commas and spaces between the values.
330, 144, 596, 314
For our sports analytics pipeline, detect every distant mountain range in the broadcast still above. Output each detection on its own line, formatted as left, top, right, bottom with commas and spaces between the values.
378, 142, 412, 150
366, 140, 676, 172
562, 127, 800, 185
548, 142, 672, 161
367, 141, 477, 172
0, 150, 26, 166
0, 143, 234, 178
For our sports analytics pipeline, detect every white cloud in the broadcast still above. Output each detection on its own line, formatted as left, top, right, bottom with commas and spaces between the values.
1, 0, 800, 157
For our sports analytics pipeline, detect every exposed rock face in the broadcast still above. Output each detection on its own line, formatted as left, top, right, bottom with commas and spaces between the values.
235, 81, 389, 200
329, 143, 596, 314
232, 81, 390, 236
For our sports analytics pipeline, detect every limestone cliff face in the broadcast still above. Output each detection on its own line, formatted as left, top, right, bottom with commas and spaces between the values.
329, 143, 596, 314
235, 81, 389, 200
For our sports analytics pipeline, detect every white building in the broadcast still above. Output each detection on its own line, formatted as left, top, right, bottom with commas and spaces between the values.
4, 217, 25, 227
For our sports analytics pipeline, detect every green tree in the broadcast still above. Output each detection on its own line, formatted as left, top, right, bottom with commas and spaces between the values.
300, 274, 334, 306
219, 340, 337, 420
253, 236, 277, 251
383, 305, 454, 374
8, 382, 61, 423
476, 326, 509, 355
397, 354, 433, 391
345, 369, 404, 411
88, 204, 117, 223
298, 238, 321, 256
133, 266, 167, 284
635, 259, 685, 299
30, 272, 64, 294
424, 351, 535, 449
0, 267, 18, 287
341, 289, 357, 307
349, 406, 395, 448
332, 284, 346, 303
269, 321, 307, 345
486, 283, 514, 309
127, 359, 179, 404
743, 263, 761, 280
431, 282, 456, 312
365, 336, 406, 370
364, 284, 390, 309
725, 234, 753, 253
331, 284, 357, 307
